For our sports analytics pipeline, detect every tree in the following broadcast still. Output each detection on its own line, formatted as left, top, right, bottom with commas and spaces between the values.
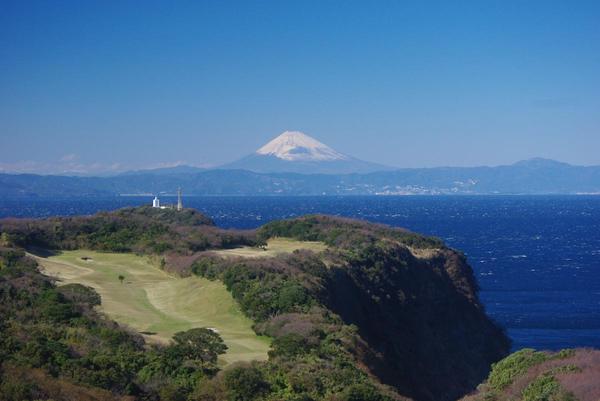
343, 383, 384, 401
223, 365, 269, 401
58, 284, 101, 306
269, 333, 309, 358
0, 232, 11, 247
137, 328, 228, 394
172, 328, 227, 364
118, 274, 125, 284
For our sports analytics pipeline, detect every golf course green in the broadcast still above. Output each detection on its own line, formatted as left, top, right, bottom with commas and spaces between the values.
212, 237, 327, 258
35, 250, 270, 365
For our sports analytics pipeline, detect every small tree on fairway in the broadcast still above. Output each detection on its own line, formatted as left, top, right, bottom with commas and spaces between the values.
118, 274, 125, 284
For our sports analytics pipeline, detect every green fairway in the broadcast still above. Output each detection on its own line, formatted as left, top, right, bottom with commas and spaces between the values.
35, 250, 270, 365
212, 237, 327, 258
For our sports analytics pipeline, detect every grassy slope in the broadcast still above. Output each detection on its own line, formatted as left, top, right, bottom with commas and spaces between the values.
212, 237, 327, 258
35, 250, 270, 365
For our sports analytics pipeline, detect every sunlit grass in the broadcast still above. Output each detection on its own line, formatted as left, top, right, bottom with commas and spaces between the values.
35, 250, 270, 365
212, 237, 326, 258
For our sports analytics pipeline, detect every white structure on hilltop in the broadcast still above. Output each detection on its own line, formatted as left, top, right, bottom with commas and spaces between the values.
177, 188, 183, 211
151, 190, 182, 210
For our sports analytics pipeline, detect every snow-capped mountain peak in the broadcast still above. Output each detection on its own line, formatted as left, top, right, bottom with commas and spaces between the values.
256, 131, 348, 162
222, 130, 390, 174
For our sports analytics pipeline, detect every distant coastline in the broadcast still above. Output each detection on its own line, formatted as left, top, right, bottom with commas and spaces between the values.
2, 157, 600, 197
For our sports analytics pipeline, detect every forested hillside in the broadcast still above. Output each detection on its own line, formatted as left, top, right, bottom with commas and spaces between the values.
0, 208, 515, 401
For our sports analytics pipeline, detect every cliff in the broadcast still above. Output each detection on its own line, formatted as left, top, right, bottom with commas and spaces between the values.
0, 209, 511, 401
253, 216, 511, 401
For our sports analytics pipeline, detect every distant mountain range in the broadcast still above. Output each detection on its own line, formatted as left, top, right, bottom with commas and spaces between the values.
1, 131, 600, 196
2, 156, 600, 197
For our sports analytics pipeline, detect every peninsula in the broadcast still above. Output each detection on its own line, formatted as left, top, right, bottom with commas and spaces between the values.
1, 207, 597, 401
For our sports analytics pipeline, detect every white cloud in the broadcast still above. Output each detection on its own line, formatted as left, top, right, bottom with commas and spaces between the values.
60, 153, 79, 162
0, 159, 214, 175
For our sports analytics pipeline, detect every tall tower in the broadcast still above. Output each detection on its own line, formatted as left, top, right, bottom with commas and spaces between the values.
177, 187, 183, 211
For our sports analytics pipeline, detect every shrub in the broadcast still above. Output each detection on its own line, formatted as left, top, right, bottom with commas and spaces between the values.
269, 333, 311, 358
36, 289, 79, 322
488, 349, 549, 390
58, 283, 101, 306
192, 257, 224, 280
224, 365, 269, 401
0, 206, 251, 257
343, 383, 385, 401
521, 374, 561, 401
257, 215, 444, 250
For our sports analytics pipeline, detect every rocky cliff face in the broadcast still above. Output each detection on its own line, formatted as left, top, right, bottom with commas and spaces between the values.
257, 216, 511, 401
324, 245, 509, 401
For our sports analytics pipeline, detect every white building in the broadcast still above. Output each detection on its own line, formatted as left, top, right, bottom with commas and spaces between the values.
177, 188, 183, 211
151, 191, 182, 210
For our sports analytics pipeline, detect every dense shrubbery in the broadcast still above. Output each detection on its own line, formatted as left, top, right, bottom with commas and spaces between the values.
0, 244, 397, 401
224, 365, 270, 401
1, 208, 518, 401
521, 374, 562, 401
487, 349, 550, 391
0, 248, 229, 400
189, 252, 399, 401
138, 328, 227, 396
191, 214, 494, 401
257, 215, 444, 251
0, 249, 145, 396
0, 206, 255, 255
57, 283, 101, 306
222, 265, 313, 321
192, 252, 329, 322
463, 348, 597, 401
189, 214, 509, 401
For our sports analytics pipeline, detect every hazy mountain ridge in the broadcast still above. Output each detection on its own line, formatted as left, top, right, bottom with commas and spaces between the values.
2, 158, 600, 196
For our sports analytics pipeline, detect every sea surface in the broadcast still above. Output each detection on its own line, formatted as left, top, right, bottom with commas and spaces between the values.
1, 195, 599, 351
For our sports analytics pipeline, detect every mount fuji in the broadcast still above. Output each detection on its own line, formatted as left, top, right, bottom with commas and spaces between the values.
222, 131, 391, 174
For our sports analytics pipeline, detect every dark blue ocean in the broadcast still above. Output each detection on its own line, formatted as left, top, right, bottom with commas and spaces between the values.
1, 195, 599, 352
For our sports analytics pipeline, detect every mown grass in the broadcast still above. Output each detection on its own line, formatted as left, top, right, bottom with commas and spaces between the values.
34, 250, 270, 365
211, 237, 327, 258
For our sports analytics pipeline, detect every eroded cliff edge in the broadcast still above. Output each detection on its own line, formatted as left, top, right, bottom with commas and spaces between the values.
0, 208, 510, 401
255, 216, 511, 401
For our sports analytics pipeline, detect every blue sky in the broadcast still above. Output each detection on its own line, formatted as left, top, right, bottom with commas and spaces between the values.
1, 0, 599, 174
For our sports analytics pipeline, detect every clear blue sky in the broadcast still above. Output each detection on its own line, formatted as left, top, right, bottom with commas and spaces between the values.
1, 0, 599, 174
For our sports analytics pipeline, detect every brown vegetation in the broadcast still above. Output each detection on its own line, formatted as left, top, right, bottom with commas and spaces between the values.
463, 348, 600, 401
557, 349, 600, 401
0, 364, 131, 401
1, 208, 519, 401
